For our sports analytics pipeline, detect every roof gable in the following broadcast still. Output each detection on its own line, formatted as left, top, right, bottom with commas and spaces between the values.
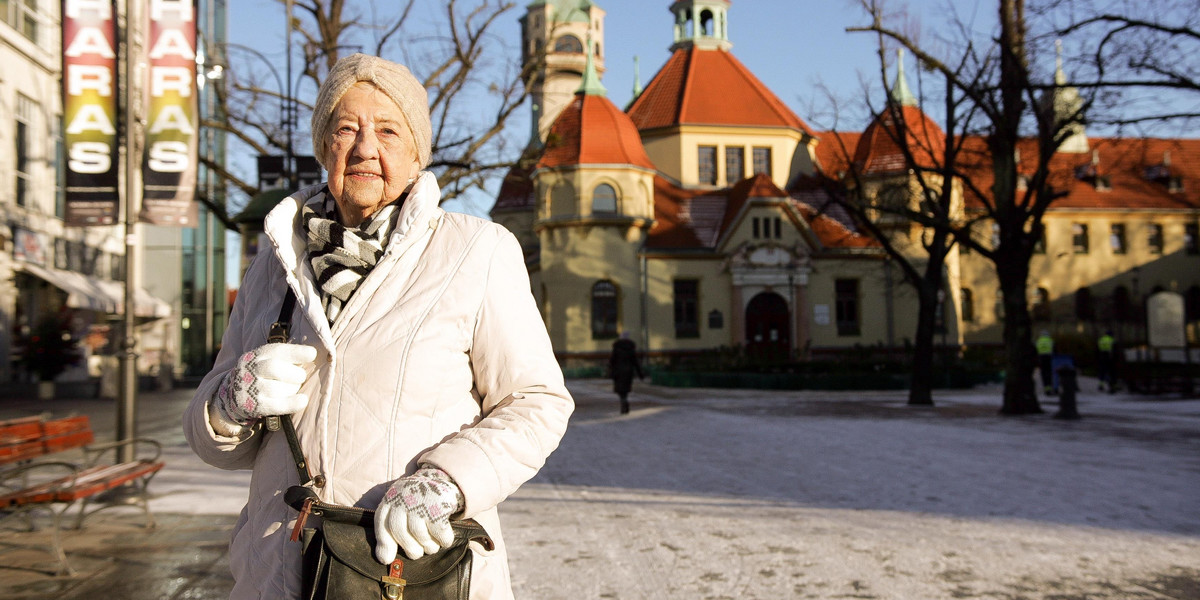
648, 172, 878, 252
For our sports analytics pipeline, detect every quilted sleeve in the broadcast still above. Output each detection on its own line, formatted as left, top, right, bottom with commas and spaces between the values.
419, 227, 574, 517
181, 253, 272, 470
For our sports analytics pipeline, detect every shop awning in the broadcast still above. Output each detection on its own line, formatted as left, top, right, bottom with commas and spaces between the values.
16, 263, 172, 319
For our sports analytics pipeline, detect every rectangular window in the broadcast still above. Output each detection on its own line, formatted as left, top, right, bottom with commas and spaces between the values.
1072, 223, 1089, 254
15, 93, 35, 208
698, 146, 717, 185
1033, 231, 1046, 254
773, 217, 781, 239
3, 0, 41, 43
673, 279, 700, 338
752, 146, 772, 177
1186, 224, 1199, 255
1147, 223, 1164, 254
1110, 223, 1126, 255
835, 279, 860, 336
752, 217, 760, 239
725, 146, 744, 184
53, 115, 64, 218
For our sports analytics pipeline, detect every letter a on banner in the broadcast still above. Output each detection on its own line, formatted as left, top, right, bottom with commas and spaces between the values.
140, 0, 199, 226
63, 0, 120, 226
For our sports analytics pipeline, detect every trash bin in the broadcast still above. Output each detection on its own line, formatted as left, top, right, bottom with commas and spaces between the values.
1050, 354, 1074, 392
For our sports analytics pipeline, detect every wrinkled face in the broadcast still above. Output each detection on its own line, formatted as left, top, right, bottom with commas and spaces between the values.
324, 82, 420, 227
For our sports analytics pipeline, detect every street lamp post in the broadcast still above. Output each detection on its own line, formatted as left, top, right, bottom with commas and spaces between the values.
284, 0, 297, 191
117, 0, 143, 464
217, 41, 297, 191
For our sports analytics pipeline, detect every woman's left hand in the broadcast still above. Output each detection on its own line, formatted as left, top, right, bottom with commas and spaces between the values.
374, 466, 464, 562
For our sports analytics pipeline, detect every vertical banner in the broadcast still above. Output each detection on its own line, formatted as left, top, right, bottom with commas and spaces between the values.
62, 0, 119, 226
140, 0, 199, 226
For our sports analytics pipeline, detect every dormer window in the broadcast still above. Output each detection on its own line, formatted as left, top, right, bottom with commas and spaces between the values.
1144, 164, 1170, 180
1095, 175, 1111, 191
1143, 164, 1183, 192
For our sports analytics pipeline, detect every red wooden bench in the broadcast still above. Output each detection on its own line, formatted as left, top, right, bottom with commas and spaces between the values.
0, 415, 165, 576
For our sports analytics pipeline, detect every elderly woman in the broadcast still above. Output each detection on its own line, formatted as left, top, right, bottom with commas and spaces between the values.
183, 53, 573, 599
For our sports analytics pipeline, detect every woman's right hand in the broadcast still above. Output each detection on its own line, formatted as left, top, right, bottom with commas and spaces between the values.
214, 343, 318, 425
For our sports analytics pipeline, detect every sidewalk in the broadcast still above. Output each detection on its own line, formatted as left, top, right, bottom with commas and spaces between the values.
1, 379, 1198, 599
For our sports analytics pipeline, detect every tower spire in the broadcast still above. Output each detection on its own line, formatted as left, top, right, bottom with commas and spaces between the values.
890, 48, 917, 106
576, 38, 607, 96
632, 55, 642, 98
1054, 39, 1067, 85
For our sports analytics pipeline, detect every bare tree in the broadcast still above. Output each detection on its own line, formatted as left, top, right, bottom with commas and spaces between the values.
814, 48, 984, 406
845, 0, 1090, 414
198, 0, 539, 227
1044, 0, 1200, 130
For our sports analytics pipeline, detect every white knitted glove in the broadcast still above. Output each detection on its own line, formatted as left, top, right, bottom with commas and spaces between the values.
374, 466, 464, 562
212, 343, 317, 427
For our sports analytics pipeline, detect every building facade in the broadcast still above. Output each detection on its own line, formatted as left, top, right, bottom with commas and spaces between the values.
1, 0, 227, 389
493, 0, 1200, 368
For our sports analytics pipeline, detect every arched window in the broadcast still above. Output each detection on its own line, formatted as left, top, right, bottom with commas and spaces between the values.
554, 35, 583, 54
592, 183, 617, 214
699, 9, 715, 35
960, 288, 974, 323
1075, 287, 1094, 322
591, 281, 618, 339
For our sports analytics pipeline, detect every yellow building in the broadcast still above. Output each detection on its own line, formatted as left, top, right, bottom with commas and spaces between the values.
492, 0, 1200, 367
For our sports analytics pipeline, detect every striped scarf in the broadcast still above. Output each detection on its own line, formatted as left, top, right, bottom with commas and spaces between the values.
302, 192, 402, 323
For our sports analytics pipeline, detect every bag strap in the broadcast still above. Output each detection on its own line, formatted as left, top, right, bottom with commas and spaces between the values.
262, 287, 316, 487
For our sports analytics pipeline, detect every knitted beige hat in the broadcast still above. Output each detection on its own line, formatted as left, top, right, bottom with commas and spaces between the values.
311, 53, 432, 170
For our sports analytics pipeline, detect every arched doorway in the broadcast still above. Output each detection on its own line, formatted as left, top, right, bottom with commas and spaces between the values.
745, 292, 790, 362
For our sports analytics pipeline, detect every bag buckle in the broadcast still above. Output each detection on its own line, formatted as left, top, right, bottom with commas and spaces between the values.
382, 560, 405, 599
267, 321, 288, 344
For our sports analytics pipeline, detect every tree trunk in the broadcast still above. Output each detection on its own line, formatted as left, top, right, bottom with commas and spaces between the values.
909, 238, 951, 407
996, 251, 1043, 414
908, 281, 938, 406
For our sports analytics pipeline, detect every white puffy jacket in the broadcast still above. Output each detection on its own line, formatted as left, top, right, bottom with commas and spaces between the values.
183, 172, 573, 599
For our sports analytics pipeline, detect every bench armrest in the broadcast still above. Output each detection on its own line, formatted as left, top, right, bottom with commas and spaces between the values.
81, 437, 164, 467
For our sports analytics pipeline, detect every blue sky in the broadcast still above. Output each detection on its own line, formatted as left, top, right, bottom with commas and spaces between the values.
227, 1, 948, 215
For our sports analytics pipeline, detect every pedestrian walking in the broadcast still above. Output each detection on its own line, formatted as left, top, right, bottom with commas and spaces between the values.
609, 332, 644, 414
1036, 329, 1056, 395
182, 53, 573, 600
1097, 329, 1116, 392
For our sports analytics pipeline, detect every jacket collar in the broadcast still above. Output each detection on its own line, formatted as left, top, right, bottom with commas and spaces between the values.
263, 171, 442, 274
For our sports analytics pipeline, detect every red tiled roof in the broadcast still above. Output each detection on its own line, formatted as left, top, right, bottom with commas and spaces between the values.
959, 136, 1200, 212
492, 160, 536, 211
646, 176, 714, 248
853, 105, 945, 175
628, 47, 816, 136
537, 92, 655, 170
813, 131, 861, 178
798, 202, 880, 249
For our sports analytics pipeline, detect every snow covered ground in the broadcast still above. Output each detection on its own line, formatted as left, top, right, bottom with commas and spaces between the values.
5, 376, 1196, 599
501, 378, 1200, 599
